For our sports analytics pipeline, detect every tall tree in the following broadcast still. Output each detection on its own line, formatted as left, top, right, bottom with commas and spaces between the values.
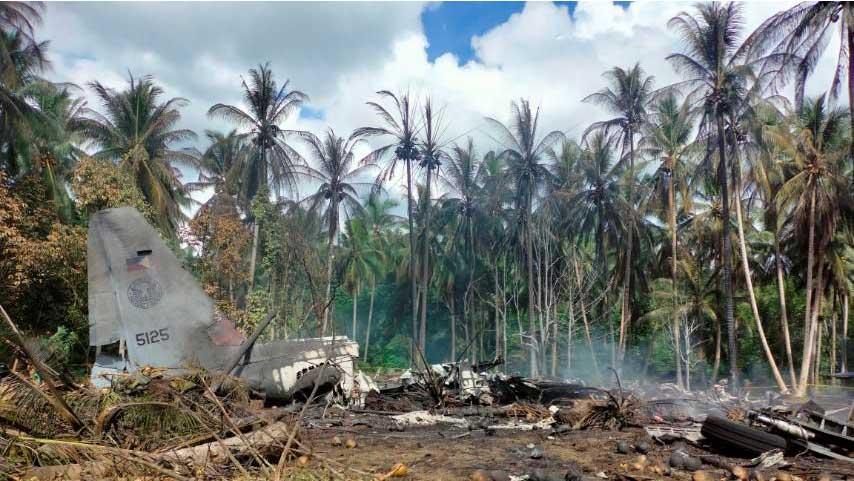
341, 216, 382, 342
0, 27, 48, 176
639, 92, 696, 387
355, 91, 422, 354
208, 63, 308, 289
567, 131, 632, 375
583, 63, 655, 366
80, 74, 197, 234
667, 2, 757, 385
746, 2, 854, 174
746, 101, 799, 387
358, 192, 399, 362
186, 129, 248, 207
487, 99, 563, 376
416, 97, 446, 354
0, 2, 44, 83
21, 83, 86, 221
439, 137, 486, 358
770, 94, 849, 395
298, 129, 374, 334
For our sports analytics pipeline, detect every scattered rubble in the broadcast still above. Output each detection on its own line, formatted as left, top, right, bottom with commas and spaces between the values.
3, 342, 854, 480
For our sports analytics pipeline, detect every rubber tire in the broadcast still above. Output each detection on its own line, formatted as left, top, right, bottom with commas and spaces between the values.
701, 415, 788, 456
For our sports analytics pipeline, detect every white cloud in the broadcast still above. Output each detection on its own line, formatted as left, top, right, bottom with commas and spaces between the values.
40, 1, 842, 208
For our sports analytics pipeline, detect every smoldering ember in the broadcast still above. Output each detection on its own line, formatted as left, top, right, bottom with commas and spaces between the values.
1, 1, 853, 480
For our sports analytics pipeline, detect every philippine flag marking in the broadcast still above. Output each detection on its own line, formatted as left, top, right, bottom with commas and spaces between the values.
126, 254, 151, 271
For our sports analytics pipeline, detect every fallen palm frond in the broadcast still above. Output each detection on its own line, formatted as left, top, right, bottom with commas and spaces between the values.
0, 367, 252, 450
500, 402, 552, 421
578, 369, 642, 430
1, 304, 86, 431
578, 389, 642, 430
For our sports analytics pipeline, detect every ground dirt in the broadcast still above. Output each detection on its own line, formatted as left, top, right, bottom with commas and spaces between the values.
282, 409, 853, 481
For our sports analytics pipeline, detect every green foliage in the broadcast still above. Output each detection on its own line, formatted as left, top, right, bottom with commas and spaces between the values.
71, 155, 154, 220
44, 325, 80, 367
372, 334, 411, 369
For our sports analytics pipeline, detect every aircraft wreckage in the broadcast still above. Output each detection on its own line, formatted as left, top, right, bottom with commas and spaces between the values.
87, 206, 359, 400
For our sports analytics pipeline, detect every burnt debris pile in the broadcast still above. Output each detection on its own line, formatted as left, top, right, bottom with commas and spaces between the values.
3, 341, 854, 481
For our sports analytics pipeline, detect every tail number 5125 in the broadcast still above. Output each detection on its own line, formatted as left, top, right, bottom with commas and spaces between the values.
136, 328, 170, 346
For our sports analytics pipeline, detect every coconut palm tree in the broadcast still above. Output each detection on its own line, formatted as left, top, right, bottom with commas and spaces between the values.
21, 83, 86, 221
747, 101, 798, 387
0, 2, 44, 91
439, 138, 486, 345
187, 130, 248, 206
432, 234, 462, 363
354, 90, 422, 354
639, 92, 696, 387
208, 63, 308, 289
745, 2, 854, 173
770, 94, 850, 395
0, 2, 43, 71
298, 128, 375, 334
416, 97, 447, 354
80, 74, 197, 234
566, 131, 632, 372
358, 192, 399, 362
486, 99, 563, 376
0, 28, 49, 176
583, 63, 655, 366
666, 2, 760, 385
341, 216, 382, 342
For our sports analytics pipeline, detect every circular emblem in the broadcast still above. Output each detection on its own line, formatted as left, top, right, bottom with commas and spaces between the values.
127, 276, 163, 309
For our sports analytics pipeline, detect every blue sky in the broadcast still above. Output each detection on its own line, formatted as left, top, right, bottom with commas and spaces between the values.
421, 2, 638, 63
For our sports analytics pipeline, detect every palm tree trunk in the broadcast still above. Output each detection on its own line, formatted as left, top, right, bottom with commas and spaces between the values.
796, 188, 818, 396
642, 328, 656, 378
715, 110, 738, 386
668, 170, 683, 388
479, 311, 485, 366
405, 158, 418, 360
449, 294, 456, 362
551, 295, 558, 377
365, 284, 375, 364
419, 165, 433, 356
848, 23, 854, 180
463, 310, 470, 363
526, 192, 538, 377
249, 222, 260, 291
810, 259, 826, 384
619, 133, 635, 367
502, 256, 509, 368
774, 231, 797, 387
843, 291, 849, 373
352, 283, 359, 339
573, 253, 600, 379
684, 325, 691, 391
831, 294, 837, 376
567, 278, 575, 372
493, 258, 500, 360
248, 148, 268, 293
816, 320, 823, 381
729, 141, 788, 392
711, 315, 721, 384
322, 200, 338, 336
